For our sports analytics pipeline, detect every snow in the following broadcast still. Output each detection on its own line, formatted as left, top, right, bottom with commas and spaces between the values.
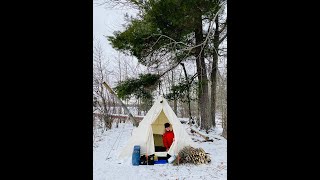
93, 117, 227, 180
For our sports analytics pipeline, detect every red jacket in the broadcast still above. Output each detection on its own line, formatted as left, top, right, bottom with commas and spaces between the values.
162, 130, 174, 149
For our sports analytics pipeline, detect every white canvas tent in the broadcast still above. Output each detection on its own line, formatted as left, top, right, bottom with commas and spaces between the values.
119, 96, 196, 159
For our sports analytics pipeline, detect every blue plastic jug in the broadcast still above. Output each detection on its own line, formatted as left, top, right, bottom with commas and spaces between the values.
132, 145, 140, 166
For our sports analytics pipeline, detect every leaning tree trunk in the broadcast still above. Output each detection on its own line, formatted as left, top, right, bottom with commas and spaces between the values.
102, 82, 139, 127
195, 13, 211, 131
211, 16, 220, 128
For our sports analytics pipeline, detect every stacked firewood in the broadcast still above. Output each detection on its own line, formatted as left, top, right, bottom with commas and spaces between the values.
173, 146, 211, 165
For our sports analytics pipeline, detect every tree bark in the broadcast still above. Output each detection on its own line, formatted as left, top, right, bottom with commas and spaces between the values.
172, 70, 178, 115
137, 98, 141, 116
195, 13, 211, 131
222, 90, 227, 139
210, 15, 220, 128
112, 96, 116, 114
174, 99, 177, 115
180, 63, 192, 123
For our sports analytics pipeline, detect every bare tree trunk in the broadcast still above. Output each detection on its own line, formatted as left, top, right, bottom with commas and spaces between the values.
180, 63, 192, 123
118, 52, 122, 82
172, 70, 178, 115
222, 93, 227, 139
174, 99, 177, 115
117, 53, 123, 115
210, 16, 220, 128
137, 98, 141, 116
195, 86, 200, 127
112, 96, 116, 114
195, 13, 211, 131
93, 39, 114, 131
119, 105, 123, 114
100, 82, 112, 129
221, 68, 227, 139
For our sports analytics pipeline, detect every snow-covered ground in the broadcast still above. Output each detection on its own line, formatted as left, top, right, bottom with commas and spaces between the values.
93, 118, 227, 180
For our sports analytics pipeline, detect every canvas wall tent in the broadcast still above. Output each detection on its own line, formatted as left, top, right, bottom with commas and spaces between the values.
118, 96, 196, 159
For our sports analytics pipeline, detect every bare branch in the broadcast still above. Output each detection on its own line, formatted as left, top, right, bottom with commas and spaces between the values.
159, 59, 184, 78
219, 20, 227, 33
200, 1, 227, 59
145, 34, 189, 47
190, 73, 198, 83
94, 0, 140, 10
219, 34, 227, 44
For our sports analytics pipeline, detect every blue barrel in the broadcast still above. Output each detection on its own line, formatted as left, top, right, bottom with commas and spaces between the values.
132, 145, 140, 166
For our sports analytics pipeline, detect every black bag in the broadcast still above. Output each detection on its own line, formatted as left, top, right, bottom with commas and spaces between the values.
140, 155, 154, 165
155, 146, 167, 152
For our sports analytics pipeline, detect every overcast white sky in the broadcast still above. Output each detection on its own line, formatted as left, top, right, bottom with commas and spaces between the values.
93, 3, 142, 85
93, 4, 138, 58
